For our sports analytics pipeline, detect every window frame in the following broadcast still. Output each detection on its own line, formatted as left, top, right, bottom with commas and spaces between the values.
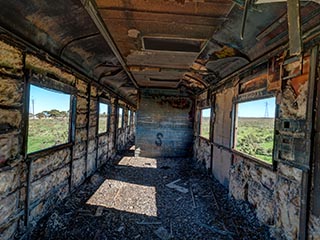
26, 76, 76, 158
98, 99, 110, 135
199, 107, 211, 140
128, 109, 131, 126
231, 94, 277, 167
118, 106, 124, 129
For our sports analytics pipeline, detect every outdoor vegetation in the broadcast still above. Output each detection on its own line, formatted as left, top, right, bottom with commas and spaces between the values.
118, 107, 123, 129
28, 110, 69, 153
28, 85, 71, 154
99, 103, 109, 134
235, 117, 274, 163
200, 108, 210, 139
200, 117, 210, 139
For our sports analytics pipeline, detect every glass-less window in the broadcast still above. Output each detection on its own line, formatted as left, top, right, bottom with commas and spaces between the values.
128, 110, 131, 126
200, 108, 210, 139
118, 107, 123, 129
28, 85, 71, 153
234, 97, 276, 164
98, 103, 108, 134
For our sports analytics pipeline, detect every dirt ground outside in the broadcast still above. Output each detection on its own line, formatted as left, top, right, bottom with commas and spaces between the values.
31, 147, 273, 240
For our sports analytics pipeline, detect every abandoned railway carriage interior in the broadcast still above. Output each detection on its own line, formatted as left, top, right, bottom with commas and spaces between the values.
0, 0, 320, 239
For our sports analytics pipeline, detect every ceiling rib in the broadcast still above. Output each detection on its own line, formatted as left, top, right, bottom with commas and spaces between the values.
81, 0, 139, 89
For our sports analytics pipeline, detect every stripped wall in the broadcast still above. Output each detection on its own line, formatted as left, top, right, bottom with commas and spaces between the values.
0, 34, 135, 239
194, 45, 319, 239
136, 89, 194, 158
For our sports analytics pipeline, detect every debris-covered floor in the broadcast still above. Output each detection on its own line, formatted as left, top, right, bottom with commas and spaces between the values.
31, 149, 273, 240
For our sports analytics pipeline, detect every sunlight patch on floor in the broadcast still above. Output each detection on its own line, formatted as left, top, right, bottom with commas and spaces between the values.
117, 156, 158, 169
86, 178, 157, 217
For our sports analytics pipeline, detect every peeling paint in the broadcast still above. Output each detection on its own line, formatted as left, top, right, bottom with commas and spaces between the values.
281, 81, 308, 119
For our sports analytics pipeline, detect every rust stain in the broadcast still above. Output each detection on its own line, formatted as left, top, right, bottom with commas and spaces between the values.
289, 57, 310, 96
267, 56, 283, 92
213, 46, 237, 59
240, 73, 268, 94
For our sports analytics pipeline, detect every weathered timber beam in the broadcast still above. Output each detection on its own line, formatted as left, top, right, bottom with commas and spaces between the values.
287, 0, 303, 56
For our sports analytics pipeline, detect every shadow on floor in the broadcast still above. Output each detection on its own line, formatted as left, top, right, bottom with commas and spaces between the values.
31, 146, 272, 240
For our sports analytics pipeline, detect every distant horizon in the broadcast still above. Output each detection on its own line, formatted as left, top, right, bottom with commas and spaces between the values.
238, 97, 276, 118
201, 97, 276, 118
29, 85, 70, 114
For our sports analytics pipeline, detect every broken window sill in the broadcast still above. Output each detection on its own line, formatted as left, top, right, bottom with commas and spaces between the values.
231, 149, 275, 170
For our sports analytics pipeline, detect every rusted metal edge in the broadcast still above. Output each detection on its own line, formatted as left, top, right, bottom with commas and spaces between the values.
81, 0, 139, 89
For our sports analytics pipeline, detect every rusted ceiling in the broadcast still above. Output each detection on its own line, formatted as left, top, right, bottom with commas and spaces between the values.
93, 0, 319, 93
0, 0, 319, 103
0, 0, 138, 105
95, 0, 234, 90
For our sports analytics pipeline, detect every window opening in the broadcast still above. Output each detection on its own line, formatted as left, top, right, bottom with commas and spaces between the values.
128, 110, 131, 126
98, 102, 109, 134
118, 107, 123, 129
28, 85, 71, 153
200, 108, 211, 139
234, 97, 276, 164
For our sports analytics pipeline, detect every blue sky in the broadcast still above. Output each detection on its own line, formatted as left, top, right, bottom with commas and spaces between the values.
29, 85, 70, 114
202, 108, 211, 118
201, 97, 276, 118
99, 103, 108, 115
30, 84, 275, 118
238, 97, 276, 118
